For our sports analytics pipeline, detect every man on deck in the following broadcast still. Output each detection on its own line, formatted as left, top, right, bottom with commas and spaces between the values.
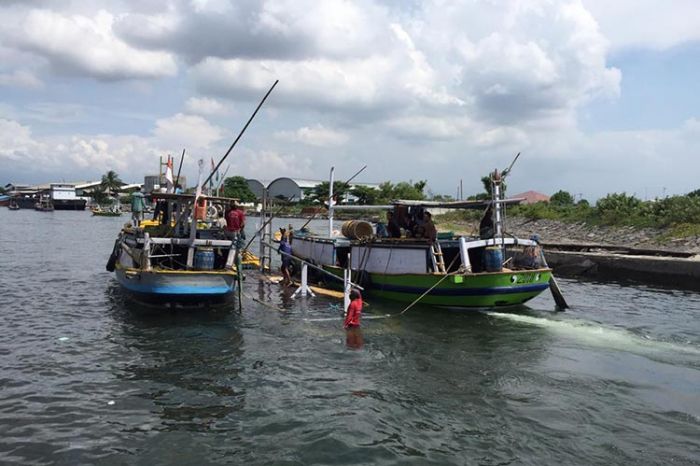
131, 190, 145, 227
386, 211, 402, 238
225, 203, 246, 245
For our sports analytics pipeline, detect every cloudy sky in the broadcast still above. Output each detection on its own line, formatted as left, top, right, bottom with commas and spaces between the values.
1, 0, 699, 200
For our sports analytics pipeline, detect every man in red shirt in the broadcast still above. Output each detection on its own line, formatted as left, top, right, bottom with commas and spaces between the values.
225, 203, 243, 231
343, 289, 363, 328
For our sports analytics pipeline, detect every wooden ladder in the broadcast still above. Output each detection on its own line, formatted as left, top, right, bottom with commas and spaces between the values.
431, 241, 446, 274
259, 194, 273, 272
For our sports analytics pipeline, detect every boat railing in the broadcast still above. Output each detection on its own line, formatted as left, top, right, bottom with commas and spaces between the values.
459, 236, 539, 272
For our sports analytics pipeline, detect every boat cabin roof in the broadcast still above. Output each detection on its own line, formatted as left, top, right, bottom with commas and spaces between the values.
151, 193, 240, 203
391, 198, 524, 209
332, 198, 525, 211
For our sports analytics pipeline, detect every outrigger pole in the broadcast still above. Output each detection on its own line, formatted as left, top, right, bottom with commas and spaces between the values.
203, 79, 279, 188
174, 148, 185, 189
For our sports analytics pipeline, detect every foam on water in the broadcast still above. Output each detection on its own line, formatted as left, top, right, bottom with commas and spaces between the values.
488, 311, 700, 360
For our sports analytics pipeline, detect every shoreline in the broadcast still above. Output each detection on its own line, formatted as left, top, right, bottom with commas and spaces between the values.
437, 216, 700, 255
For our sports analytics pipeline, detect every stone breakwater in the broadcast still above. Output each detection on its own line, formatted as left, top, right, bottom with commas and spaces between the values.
440, 217, 700, 290
447, 217, 700, 254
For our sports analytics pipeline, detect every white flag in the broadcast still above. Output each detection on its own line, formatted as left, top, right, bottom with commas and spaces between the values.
195, 159, 204, 200
165, 156, 174, 192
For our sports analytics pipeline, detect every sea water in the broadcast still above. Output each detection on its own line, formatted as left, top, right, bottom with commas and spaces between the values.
0, 209, 698, 465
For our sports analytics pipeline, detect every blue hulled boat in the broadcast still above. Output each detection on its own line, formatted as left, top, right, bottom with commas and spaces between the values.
107, 193, 241, 302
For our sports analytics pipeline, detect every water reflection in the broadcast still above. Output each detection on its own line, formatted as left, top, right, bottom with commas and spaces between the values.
105, 285, 247, 433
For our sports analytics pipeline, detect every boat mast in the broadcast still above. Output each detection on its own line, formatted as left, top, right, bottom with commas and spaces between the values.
491, 169, 504, 250
328, 166, 335, 238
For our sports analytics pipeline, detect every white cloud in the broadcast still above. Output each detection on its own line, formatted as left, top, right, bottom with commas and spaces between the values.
0, 70, 43, 89
229, 148, 314, 180
2, 8, 177, 80
115, 0, 390, 62
0, 118, 45, 163
184, 97, 231, 116
152, 113, 225, 150
274, 124, 349, 147
581, 0, 700, 50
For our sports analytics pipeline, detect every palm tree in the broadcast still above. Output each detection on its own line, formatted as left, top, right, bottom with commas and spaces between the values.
101, 170, 123, 194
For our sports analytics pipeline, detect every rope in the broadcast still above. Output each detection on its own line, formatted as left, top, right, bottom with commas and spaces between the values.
398, 255, 461, 316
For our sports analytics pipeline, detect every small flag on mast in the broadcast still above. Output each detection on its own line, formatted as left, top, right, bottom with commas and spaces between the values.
165, 155, 174, 193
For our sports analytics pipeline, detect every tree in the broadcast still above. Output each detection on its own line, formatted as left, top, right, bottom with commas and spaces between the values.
309, 181, 350, 204
480, 174, 507, 197
222, 176, 256, 202
550, 190, 575, 206
376, 180, 427, 202
101, 170, 123, 193
391, 181, 426, 200
430, 193, 455, 202
350, 185, 380, 205
91, 185, 110, 205
687, 189, 700, 198
0, 186, 6, 195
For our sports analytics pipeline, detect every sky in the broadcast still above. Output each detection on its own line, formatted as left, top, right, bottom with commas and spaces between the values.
1, 0, 699, 201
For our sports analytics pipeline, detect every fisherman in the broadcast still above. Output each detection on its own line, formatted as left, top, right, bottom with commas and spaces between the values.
131, 189, 145, 227
278, 228, 293, 287
152, 187, 169, 224
479, 206, 494, 239
343, 289, 363, 329
423, 211, 437, 243
225, 202, 243, 237
386, 211, 402, 238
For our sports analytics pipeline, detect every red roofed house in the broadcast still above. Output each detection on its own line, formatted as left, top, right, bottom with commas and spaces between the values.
510, 190, 550, 204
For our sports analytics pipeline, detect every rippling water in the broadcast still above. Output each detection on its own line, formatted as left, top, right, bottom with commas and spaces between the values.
0, 210, 698, 465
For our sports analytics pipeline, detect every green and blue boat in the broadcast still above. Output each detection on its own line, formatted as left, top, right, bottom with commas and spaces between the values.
289, 168, 555, 310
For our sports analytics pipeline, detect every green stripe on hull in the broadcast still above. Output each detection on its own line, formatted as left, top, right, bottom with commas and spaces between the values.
325, 266, 551, 309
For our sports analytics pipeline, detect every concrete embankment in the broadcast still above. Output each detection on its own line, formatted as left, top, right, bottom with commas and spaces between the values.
544, 247, 700, 290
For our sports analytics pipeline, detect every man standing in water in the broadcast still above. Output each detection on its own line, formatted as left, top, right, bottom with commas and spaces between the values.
344, 289, 364, 349
343, 289, 363, 328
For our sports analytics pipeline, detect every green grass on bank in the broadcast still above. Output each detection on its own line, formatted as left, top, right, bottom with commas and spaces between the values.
434, 192, 700, 238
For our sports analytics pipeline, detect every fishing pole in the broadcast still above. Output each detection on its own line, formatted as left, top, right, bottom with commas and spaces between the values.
501, 152, 521, 179
174, 148, 185, 190
202, 80, 279, 188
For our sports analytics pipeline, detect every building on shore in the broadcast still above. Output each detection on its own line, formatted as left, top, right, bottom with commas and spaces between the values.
4, 182, 88, 210
246, 177, 380, 203
510, 190, 550, 204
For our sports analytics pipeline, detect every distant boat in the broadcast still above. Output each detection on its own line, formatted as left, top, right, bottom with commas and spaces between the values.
92, 206, 122, 217
34, 195, 54, 212
50, 183, 87, 210
8, 198, 20, 210
107, 192, 241, 302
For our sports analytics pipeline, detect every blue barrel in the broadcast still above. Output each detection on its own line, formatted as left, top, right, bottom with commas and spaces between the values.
194, 247, 215, 270
483, 246, 503, 272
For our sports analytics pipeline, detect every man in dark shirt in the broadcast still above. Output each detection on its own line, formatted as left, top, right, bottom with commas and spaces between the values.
386, 211, 402, 238
423, 211, 437, 243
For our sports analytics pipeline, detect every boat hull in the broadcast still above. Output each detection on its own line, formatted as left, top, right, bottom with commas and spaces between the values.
115, 265, 237, 300
93, 211, 122, 217
325, 266, 551, 309
53, 199, 87, 210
